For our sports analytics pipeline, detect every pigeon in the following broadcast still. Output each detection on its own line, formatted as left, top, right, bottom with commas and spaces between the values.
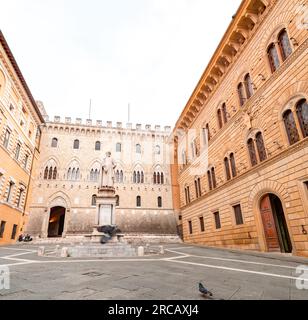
199, 282, 213, 297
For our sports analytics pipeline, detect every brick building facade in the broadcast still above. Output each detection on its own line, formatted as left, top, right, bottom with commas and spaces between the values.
0, 31, 44, 244
171, 0, 308, 256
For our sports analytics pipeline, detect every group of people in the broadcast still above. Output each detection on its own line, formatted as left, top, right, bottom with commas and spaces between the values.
18, 234, 33, 242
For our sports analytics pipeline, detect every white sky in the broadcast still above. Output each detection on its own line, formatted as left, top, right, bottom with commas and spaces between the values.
0, 0, 242, 128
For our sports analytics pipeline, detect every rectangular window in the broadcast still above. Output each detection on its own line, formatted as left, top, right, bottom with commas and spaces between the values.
11, 224, 18, 240
6, 182, 14, 203
24, 154, 29, 169
199, 216, 205, 232
15, 143, 21, 160
0, 221, 6, 238
17, 189, 24, 208
188, 221, 193, 234
3, 129, 10, 149
214, 212, 221, 229
233, 204, 244, 225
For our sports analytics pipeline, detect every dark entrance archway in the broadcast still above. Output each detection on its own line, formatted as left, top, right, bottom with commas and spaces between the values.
260, 194, 292, 253
48, 206, 66, 238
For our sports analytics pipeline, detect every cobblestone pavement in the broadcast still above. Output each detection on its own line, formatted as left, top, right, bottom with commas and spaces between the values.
0, 244, 308, 300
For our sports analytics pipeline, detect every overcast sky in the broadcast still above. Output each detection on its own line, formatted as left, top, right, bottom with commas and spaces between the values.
0, 0, 242, 127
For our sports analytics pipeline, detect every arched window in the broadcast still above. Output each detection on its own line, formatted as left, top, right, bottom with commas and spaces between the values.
71, 168, 76, 180
224, 157, 231, 181
278, 29, 292, 62
116, 143, 122, 152
137, 171, 141, 184
256, 132, 267, 162
95, 141, 101, 151
206, 124, 211, 141
296, 99, 308, 138
230, 153, 237, 178
195, 178, 201, 198
153, 172, 157, 184
222, 103, 228, 124
136, 144, 141, 154
51, 138, 58, 148
116, 195, 120, 207
53, 167, 57, 180
155, 145, 161, 155
44, 167, 48, 180
115, 170, 120, 183
157, 172, 161, 185
76, 168, 80, 180
207, 170, 213, 191
133, 171, 137, 183
67, 168, 72, 180
283, 110, 300, 145
161, 173, 164, 185
268, 43, 280, 73
158, 196, 162, 208
94, 169, 99, 181
48, 167, 53, 180
91, 195, 97, 206
211, 167, 217, 189
120, 170, 124, 183
248, 138, 258, 167
136, 196, 141, 207
244, 74, 254, 99
217, 109, 223, 129
238, 83, 246, 107
73, 139, 80, 150
141, 171, 144, 184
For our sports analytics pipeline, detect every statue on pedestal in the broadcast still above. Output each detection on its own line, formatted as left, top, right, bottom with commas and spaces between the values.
100, 152, 116, 188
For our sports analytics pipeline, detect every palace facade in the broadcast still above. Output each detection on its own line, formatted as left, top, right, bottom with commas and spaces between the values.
26, 116, 178, 240
0, 31, 44, 244
171, 0, 308, 256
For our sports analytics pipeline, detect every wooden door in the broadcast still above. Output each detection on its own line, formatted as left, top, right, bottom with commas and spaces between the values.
260, 195, 280, 252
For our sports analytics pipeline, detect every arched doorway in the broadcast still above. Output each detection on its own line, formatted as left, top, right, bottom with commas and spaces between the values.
48, 206, 66, 238
259, 194, 292, 253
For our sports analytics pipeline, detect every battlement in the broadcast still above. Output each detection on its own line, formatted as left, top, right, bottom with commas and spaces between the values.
43, 115, 172, 133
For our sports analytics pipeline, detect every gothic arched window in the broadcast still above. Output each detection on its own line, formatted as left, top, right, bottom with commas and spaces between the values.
153, 172, 157, 184
222, 103, 228, 124
207, 170, 213, 191
278, 29, 292, 62
244, 73, 254, 99
44, 167, 48, 180
283, 109, 300, 145
211, 167, 217, 189
48, 167, 53, 180
238, 83, 246, 107
217, 109, 223, 129
248, 138, 258, 167
53, 167, 57, 180
268, 43, 280, 73
133, 171, 137, 183
224, 157, 231, 181
230, 153, 237, 178
116, 195, 120, 207
256, 132, 267, 162
116, 143, 122, 152
296, 99, 308, 138
161, 173, 164, 185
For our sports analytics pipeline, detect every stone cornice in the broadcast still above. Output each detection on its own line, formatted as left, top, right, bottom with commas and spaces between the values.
174, 0, 276, 131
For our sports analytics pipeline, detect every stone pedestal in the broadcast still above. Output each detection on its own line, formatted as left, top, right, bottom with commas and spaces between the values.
95, 187, 116, 228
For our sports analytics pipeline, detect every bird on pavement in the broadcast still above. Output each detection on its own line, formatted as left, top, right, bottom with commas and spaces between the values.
199, 282, 213, 297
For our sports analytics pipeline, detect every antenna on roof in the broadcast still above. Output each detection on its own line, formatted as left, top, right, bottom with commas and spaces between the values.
128, 103, 131, 123
89, 99, 92, 119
